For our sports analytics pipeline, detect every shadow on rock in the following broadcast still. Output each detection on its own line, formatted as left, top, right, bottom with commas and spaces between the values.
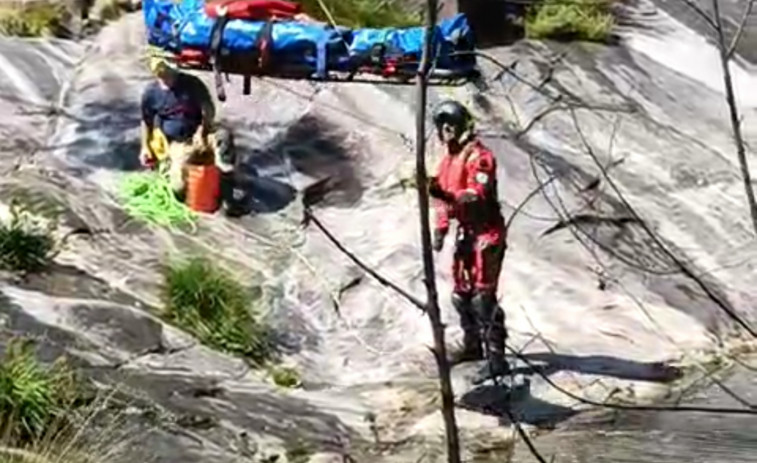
519, 352, 683, 383
50, 98, 363, 215
105, 370, 361, 454
0, 291, 114, 368
221, 170, 296, 217
222, 113, 364, 215
65, 100, 144, 171
459, 380, 578, 427
42, 99, 143, 171
456, 352, 681, 426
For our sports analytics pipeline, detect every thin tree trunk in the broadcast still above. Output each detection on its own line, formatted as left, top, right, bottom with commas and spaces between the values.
712, 0, 757, 237
414, 0, 461, 461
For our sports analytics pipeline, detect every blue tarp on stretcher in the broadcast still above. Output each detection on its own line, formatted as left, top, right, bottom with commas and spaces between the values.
142, 0, 478, 82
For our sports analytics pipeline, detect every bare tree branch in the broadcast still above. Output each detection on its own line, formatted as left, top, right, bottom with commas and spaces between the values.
415, 1, 461, 462
679, 0, 719, 29
727, 0, 756, 58
302, 209, 426, 311
516, 97, 565, 137
709, 0, 757, 237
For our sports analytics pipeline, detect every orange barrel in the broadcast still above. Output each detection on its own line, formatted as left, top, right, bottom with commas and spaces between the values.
186, 164, 221, 213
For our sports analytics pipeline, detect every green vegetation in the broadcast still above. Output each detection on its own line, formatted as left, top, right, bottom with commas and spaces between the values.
0, 1, 65, 37
0, 338, 123, 463
93, 0, 128, 22
163, 256, 272, 365
299, 0, 420, 28
0, 200, 55, 274
0, 338, 83, 442
267, 364, 302, 389
525, 0, 615, 42
285, 438, 315, 463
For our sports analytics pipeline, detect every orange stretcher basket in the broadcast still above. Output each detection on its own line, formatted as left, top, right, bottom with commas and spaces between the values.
186, 164, 221, 213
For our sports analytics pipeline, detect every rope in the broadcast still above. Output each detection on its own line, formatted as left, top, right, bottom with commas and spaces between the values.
116, 164, 198, 232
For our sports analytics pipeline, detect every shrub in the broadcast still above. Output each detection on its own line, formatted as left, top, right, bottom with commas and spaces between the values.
286, 438, 315, 463
93, 0, 128, 22
163, 256, 272, 365
0, 200, 55, 274
268, 365, 302, 389
298, 0, 420, 28
525, 0, 615, 42
0, 1, 65, 37
0, 338, 83, 443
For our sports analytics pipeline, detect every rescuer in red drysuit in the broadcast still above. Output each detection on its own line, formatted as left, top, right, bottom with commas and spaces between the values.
428, 99, 510, 381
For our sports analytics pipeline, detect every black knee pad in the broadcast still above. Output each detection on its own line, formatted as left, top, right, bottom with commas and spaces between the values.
452, 291, 477, 330
471, 292, 496, 320
451, 292, 472, 313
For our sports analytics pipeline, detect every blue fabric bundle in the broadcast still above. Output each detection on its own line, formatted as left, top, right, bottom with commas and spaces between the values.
143, 0, 477, 79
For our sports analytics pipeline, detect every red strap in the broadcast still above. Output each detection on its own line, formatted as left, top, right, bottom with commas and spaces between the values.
205, 0, 301, 20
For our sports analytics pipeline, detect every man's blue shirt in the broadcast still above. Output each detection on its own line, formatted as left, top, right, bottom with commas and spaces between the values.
141, 73, 211, 143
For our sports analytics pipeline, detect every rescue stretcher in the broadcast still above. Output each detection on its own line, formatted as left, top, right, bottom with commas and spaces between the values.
143, 0, 481, 100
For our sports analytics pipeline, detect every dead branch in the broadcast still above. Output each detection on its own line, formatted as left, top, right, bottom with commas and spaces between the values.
680, 0, 719, 29
710, 0, 757, 237
414, 1, 461, 462
302, 209, 426, 311
506, 174, 559, 229
568, 108, 757, 336
540, 214, 640, 237
727, 0, 756, 58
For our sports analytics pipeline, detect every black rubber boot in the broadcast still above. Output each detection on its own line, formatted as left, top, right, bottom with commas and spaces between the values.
471, 293, 511, 384
449, 292, 483, 365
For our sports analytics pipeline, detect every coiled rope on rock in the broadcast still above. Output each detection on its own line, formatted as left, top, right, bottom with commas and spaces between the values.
117, 164, 198, 232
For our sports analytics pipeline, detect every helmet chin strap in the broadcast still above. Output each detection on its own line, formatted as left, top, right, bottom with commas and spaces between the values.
457, 129, 474, 145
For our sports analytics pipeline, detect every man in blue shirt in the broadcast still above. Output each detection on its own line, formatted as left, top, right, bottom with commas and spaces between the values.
140, 56, 216, 197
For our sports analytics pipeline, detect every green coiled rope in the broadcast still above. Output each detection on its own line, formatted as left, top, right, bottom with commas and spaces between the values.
117, 164, 198, 232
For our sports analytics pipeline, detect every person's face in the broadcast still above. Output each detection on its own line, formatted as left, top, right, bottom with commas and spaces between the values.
155, 66, 176, 88
439, 122, 457, 144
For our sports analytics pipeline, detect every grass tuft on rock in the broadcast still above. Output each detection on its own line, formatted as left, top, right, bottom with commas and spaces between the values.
0, 1, 65, 37
0, 200, 55, 274
298, 0, 420, 28
163, 256, 272, 365
525, 0, 615, 42
0, 338, 83, 443
268, 364, 302, 389
0, 338, 127, 463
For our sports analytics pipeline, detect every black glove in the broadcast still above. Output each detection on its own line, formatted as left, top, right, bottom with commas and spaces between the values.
433, 228, 447, 252
457, 190, 478, 204
428, 177, 455, 203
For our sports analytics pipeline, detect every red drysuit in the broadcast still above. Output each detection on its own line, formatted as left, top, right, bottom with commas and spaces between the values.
433, 139, 507, 295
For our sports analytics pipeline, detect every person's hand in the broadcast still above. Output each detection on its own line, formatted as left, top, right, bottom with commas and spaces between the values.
428, 177, 453, 202
457, 190, 478, 204
192, 127, 208, 150
139, 147, 155, 168
432, 228, 447, 252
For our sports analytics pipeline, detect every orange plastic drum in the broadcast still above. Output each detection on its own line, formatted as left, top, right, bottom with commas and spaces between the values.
186, 164, 221, 213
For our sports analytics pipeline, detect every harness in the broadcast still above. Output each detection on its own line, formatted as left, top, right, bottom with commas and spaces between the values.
446, 142, 505, 238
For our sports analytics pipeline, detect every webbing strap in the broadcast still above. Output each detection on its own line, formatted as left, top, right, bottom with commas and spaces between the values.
208, 5, 230, 101
315, 30, 328, 79
247, 20, 274, 93
208, 9, 274, 100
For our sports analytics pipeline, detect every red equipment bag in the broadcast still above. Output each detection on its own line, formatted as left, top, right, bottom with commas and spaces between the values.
204, 0, 302, 20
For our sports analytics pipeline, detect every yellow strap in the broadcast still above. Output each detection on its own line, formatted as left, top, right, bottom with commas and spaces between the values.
148, 128, 170, 162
